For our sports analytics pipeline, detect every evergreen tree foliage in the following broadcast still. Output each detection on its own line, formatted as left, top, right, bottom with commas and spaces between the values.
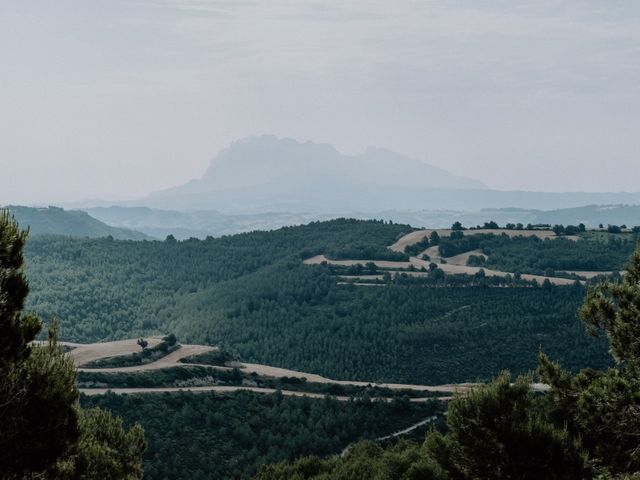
1, 321, 80, 477
0, 211, 80, 477
580, 248, 640, 363
0, 211, 41, 365
421, 374, 590, 480
539, 247, 640, 475
50, 407, 146, 480
255, 376, 591, 480
255, 245, 640, 479
83, 392, 436, 480
0, 210, 145, 479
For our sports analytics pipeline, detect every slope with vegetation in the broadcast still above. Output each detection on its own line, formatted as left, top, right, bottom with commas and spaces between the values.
5, 205, 150, 240
255, 247, 640, 480
24, 219, 411, 340
23, 219, 614, 385
83, 391, 441, 480
312, 225, 618, 285
439, 231, 635, 274
11, 212, 639, 478
0, 210, 144, 479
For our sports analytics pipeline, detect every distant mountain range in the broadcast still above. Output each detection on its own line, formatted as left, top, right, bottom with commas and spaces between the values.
137, 135, 487, 212
25, 135, 640, 238
374, 205, 640, 230
5, 203, 639, 241
85, 206, 338, 240
4, 206, 150, 240
127, 135, 640, 213
83, 204, 640, 240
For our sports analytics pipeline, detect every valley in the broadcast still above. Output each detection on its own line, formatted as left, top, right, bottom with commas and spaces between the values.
6, 2, 640, 477
24, 219, 619, 386
17, 217, 638, 479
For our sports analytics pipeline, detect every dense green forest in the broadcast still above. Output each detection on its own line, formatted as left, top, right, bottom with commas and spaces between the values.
483, 234, 636, 272
25, 219, 410, 340
170, 269, 609, 383
24, 219, 613, 385
255, 248, 640, 480
82, 391, 441, 480
436, 232, 637, 273
12, 216, 639, 479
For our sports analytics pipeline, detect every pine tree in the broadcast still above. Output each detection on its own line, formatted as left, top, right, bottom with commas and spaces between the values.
423, 373, 591, 480
539, 247, 640, 475
0, 210, 146, 478
0, 210, 80, 477
253, 245, 640, 480
50, 407, 146, 480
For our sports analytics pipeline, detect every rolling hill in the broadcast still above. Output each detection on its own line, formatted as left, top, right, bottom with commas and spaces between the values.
5, 205, 150, 240
84, 203, 640, 240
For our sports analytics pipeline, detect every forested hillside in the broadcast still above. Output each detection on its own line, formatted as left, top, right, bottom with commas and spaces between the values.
24, 219, 613, 385
25, 219, 410, 339
6, 205, 150, 240
437, 232, 636, 273
0, 211, 145, 479
256, 247, 640, 480
82, 392, 440, 480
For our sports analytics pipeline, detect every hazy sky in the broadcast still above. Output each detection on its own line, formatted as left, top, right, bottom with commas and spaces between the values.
2, 0, 640, 204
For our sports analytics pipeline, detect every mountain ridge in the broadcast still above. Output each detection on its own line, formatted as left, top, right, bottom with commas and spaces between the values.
140, 135, 487, 210
84, 203, 640, 240
131, 135, 640, 213
4, 205, 151, 240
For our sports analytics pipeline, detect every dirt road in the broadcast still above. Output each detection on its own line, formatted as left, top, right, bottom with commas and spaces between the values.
389, 229, 565, 253
375, 415, 439, 441
307, 254, 579, 286
237, 361, 476, 393
77, 343, 217, 372
71, 338, 550, 401
72, 339, 475, 395
304, 255, 413, 269
78, 385, 439, 402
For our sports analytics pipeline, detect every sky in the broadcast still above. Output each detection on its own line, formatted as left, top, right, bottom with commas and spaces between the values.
1, 0, 640, 204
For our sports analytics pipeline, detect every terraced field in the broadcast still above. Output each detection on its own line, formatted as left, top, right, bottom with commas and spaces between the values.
307, 229, 612, 286
70, 339, 474, 399
388, 228, 571, 253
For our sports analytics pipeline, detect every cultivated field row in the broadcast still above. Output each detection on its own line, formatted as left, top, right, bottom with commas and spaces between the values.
67, 339, 475, 399
306, 228, 612, 286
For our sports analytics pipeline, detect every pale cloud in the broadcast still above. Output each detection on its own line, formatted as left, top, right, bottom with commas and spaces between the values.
1, 0, 639, 204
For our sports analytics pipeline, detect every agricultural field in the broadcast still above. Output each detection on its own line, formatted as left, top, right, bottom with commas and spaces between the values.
311, 226, 632, 286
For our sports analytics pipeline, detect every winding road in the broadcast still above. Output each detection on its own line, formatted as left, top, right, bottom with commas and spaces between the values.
70, 339, 473, 399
